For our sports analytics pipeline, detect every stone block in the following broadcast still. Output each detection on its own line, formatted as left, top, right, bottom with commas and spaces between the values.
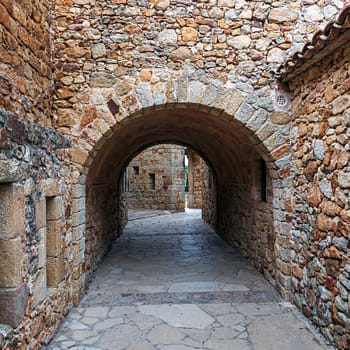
90, 72, 116, 88
224, 90, 244, 117
255, 120, 276, 141
169, 47, 191, 62
0, 184, 25, 239
0, 239, 23, 288
176, 76, 188, 103
46, 196, 63, 221
0, 284, 28, 328
246, 109, 268, 132
32, 269, 47, 307
71, 146, 89, 166
72, 224, 85, 241
35, 199, 46, 229
0, 159, 22, 183
72, 197, 86, 213
47, 256, 65, 287
235, 103, 255, 124
152, 83, 166, 106
45, 180, 60, 197
74, 250, 85, 267
72, 184, 86, 198
47, 220, 62, 257
72, 210, 86, 227
214, 89, 231, 111
263, 132, 286, 154
188, 80, 205, 103
37, 228, 47, 269
268, 8, 297, 23
135, 83, 154, 108
202, 84, 218, 107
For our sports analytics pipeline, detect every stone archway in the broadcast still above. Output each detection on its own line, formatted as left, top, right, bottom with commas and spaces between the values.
69, 80, 293, 302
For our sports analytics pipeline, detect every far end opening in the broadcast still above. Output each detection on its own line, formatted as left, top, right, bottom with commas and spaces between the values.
123, 144, 214, 222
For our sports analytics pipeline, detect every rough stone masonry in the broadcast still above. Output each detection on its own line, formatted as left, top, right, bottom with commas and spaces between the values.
0, 0, 349, 349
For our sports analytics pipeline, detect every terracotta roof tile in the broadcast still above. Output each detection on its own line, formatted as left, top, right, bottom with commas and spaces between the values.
276, 5, 350, 83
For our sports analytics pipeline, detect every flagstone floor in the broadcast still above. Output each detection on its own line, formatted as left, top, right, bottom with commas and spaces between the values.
47, 209, 331, 350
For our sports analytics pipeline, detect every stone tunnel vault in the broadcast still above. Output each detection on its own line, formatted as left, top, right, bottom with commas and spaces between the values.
76, 99, 292, 301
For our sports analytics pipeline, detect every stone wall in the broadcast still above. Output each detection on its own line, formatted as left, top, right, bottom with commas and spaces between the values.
0, 0, 348, 349
287, 44, 350, 349
218, 152, 276, 282
127, 144, 185, 211
0, 0, 52, 126
201, 166, 217, 229
0, 1, 75, 349
0, 113, 71, 349
52, 0, 344, 137
187, 148, 207, 209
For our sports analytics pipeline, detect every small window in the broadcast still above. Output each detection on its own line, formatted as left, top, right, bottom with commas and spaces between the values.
133, 166, 139, 175
260, 159, 267, 202
149, 173, 155, 190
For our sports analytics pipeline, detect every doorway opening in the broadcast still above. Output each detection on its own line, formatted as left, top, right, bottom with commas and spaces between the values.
123, 144, 216, 225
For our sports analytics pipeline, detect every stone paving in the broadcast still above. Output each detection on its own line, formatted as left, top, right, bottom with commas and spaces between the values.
47, 210, 332, 350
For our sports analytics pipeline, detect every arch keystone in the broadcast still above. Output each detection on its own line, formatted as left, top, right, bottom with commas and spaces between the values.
188, 81, 206, 104
176, 76, 189, 103
135, 83, 154, 108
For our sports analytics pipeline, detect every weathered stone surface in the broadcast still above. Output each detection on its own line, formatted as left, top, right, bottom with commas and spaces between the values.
150, 0, 170, 10
306, 185, 322, 207
0, 239, 23, 288
332, 95, 350, 115
338, 173, 350, 188
304, 5, 324, 22
158, 29, 177, 46
47, 196, 64, 220
135, 83, 154, 107
139, 304, 215, 329
47, 256, 65, 287
169, 47, 192, 61
227, 35, 251, 49
91, 43, 106, 59
181, 27, 198, 42
267, 48, 286, 63
313, 140, 325, 160
268, 8, 298, 23
47, 220, 62, 257
0, 159, 22, 182
289, 26, 350, 349
90, 72, 117, 88
35, 199, 46, 229
0, 184, 25, 239
0, 284, 28, 328
1, 1, 349, 349
127, 145, 187, 211
269, 112, 290, 125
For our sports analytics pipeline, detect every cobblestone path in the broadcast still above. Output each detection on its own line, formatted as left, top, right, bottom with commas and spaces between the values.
47, 210, 331, 350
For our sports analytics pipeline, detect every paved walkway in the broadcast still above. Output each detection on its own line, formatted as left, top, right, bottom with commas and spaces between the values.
47, 210, 331, 350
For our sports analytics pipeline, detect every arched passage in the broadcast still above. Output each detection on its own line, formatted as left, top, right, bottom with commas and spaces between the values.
79, 102, 290, 298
